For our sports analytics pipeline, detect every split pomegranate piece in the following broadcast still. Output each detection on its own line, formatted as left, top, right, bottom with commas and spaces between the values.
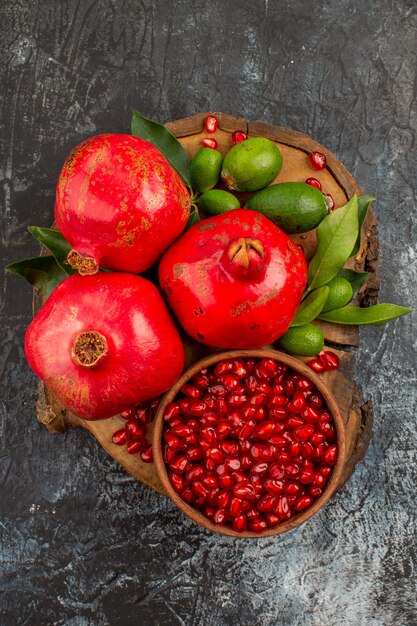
163, 357, 338, 533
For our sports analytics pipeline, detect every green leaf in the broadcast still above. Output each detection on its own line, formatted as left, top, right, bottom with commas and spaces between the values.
307, 195, 359, 294
337, 268, 369, 298
318, 303, 412, 325
131, 110, 191, 187
185, 206, 200, 230
291, 286, 329, 327
350, 195, 376, 257
5, 255, 67, 299
27, 226, 73, 274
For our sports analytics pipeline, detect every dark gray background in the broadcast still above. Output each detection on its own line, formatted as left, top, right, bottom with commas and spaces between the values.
1, 1, 416, 625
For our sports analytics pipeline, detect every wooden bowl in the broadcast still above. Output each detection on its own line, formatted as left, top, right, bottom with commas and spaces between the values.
153, 349, 346, 538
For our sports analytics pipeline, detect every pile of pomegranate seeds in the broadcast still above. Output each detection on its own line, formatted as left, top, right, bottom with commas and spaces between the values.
163, 357, 338, 533
307, 350, 340, 374
111, 397, 160, 463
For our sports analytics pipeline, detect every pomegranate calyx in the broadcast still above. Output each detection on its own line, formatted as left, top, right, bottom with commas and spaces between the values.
71, 330, 108, 368
228, 237, 264, 267
67, 249, 99, 276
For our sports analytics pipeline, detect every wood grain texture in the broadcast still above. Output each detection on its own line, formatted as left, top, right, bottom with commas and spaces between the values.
1, 1, 416, 625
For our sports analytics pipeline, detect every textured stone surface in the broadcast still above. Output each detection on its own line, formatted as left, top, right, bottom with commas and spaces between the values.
1, 1, 416, 624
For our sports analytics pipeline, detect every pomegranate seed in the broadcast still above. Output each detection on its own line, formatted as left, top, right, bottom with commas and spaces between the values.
285, 463, 300, 478
182, 487, 194, 503
313, 472, 326, 488
164, 432, 182, 451
202, 137, 217, 149
305, 177, 322, 190
171, 424, 193, 438
238, 420, 256, 440
203, 475, 219, 489
205, 115, 218, 133
269, 464, 285, 480
295, 495, 314, 512
264, 479, 285, 495
319, 350, 340, 371
303, 406, 320, 423
224, 457, 241, 471
164, 402, 180, 421
249, 518, 267, 532
299, 469, 315, 484
221, 441, 239, 456
169, 472, 184, 492
246, 507, 258, 519
320, 466, 333, 478
293, 425, 314, 442
270, 407, 288, 420
231, 359, 248, 378
186, 447, 203, 462
164, 447, 175, 463
253, 421, 275, 440
185, 433, 198, 446
324, 194, 335, 211
230, 497, 244, 517
265, 513, 281, 528
188, 401, 206, 416
200, 427, 217, 445
233, 514, 248, 532
135, 407, 148, 423
289, 442, 301, 458
307, 358, 326, 374
210, 384, 226, 397
127, 438, 143, 454
309, 486, 323, 498
214, 508, 227, 524
216, 421, 232, 439
269, 394, 288, 408
301, 442, 314, 459
217, 398, 229, 415
257, 495, 277, 512
170, 455, 189, 473
217, 491, 231, 508
219, 473, 234, 489
286, 416, 304, 429
323, 444, 338, 465
193, 481, 209, 498
251, 462, 269, 475
232, 130, 248, 145
275, 496, 291, 519
112, 428, 128, 445
285, 481, 302, 496
309, 394, 323, 409
310, 432, 325, 444
309, 151, 327, 170
240, 454, 252, 470
234, 482, 256, 499
193, 373, 210, 388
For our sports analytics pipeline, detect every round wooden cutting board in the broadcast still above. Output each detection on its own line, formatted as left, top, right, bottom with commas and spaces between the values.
35, 112, 379, 496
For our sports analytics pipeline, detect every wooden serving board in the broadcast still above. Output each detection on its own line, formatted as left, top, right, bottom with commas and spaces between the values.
36, 112, 379, 496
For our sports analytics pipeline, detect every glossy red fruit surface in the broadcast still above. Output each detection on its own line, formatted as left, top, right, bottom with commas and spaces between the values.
159, 210, 307, 349
25, 273, 185, 420
163, 356, 338, 534
55, 134, 191, 274
308, 151, 327, 171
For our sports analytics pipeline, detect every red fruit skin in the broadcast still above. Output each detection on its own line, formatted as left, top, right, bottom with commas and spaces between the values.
54, 134, 191, 274
159, 209, 307, 349
24, 273, 185, 420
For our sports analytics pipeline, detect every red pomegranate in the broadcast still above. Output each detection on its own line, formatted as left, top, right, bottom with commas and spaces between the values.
55, 134, 191, 274
25, 273, 185, 419
159, 209, 307, 349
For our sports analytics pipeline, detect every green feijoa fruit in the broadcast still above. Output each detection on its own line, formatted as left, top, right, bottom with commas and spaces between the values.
190, 148, 223, 193
245, 182, 328, 234
278, 324, 324, 356
221, 137, 282, 192
198, 189, 240, 215
321, 276, 353, 313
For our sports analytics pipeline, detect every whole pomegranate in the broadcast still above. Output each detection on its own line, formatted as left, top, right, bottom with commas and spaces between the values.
25, 273, 185, 419
159, 209, 307, 349
55, 134, 191, 275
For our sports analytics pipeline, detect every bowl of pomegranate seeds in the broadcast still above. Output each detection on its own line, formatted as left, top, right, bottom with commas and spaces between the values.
153, 350, 345, 537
